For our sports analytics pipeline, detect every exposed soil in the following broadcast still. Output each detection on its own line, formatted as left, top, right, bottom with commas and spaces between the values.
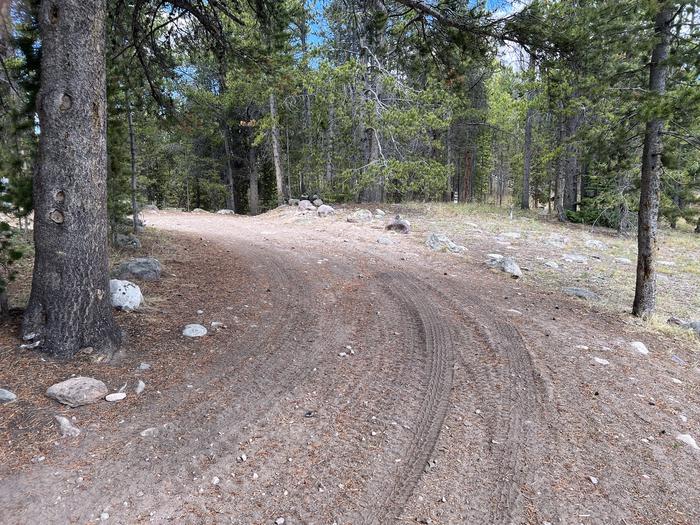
1, 207, 699, 525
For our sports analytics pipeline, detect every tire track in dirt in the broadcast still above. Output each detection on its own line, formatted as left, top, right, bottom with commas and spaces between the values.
403, 271, 551, 524
356, 272, 455, 524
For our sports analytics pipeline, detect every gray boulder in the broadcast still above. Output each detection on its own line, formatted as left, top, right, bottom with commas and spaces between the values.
313, 198, 324, 207
563, 287, 600, 301
298, 200, 316, 212
0, 388, 17, 403
114, 257, 162, 282
562, 254, 588, 264
347, 209, 373, 223
426, 233, 466, 254
385, 215, 411, 234
377, 236, 393, 245
317, 204, 335, 217
46, 377, 108, 407
487, 255, 522, 279
288, 198, 300, 206
216, 209, 236, 215
192, 208, 208, 213
115, 233, 141, 249
109, 279, 143, 311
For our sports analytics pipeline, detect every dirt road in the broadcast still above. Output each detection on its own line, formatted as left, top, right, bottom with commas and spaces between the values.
2, 209, 699, 524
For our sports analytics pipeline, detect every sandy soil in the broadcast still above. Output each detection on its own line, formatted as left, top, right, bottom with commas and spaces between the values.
1, 207, 699, 525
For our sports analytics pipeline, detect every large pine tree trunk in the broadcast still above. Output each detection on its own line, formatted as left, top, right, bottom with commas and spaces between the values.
23, 0, 120, 358
269, 92, 285, 205
633, 2, 674, 317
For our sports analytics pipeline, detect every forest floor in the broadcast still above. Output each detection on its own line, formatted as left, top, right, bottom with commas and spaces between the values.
1, 203, 699, 525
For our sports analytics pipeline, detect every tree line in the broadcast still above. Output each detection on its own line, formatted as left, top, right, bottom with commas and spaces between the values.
0, 0, 698, 357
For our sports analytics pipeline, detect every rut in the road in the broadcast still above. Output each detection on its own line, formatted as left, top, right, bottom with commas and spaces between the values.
359, 273, 455, 524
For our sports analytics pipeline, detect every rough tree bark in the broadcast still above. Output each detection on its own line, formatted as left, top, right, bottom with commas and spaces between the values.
247, 126, 259, 215
269, 92, 285, 205
633, 2, 674, 317
127, 100, 138, 234
23, 0, 120, 358
521, 53, 535, 210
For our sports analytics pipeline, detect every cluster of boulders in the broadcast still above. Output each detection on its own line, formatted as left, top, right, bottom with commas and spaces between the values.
288, 195, 337, 218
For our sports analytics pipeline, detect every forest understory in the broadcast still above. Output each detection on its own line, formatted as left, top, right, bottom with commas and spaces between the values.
1, 205, 699, 525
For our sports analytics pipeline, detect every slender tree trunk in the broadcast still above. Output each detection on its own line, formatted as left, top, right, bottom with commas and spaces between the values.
554, 112, 567, 222
633, 2, 674, 317
325, 102, 335, 183
248, 137, 259, 215
269, 92, 285, 205
521, 55, 535, 210
23, 0, 120, 358
127, 101, 138, 234
220, 122, 237, 212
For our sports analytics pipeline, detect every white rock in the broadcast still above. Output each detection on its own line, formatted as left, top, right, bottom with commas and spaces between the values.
0, 388, 17, 403
140, 427, 158, 437
275, 519, 285, 525
377, 236, 393, 245
676, 433, 699, 450
317, 204, 335, 217
589, 476, 599, 485
54, 415, 81, 437
630, 341, 649, 356
183, 324, 207, 337
671, 378, 682, 385
212, 476, 220, 485
544, 261, 560, 269
135, 380, 145, 394
106, 392, 126, 402
138, 362, 151, 370
562, 254, 588, 264
615, 257, 633, 265
593, 357, 609, 365
109, 279, 143, 311
100, 512, 109, 521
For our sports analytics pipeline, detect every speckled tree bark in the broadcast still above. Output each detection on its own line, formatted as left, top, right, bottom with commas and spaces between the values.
22, 0, 120, 358
633, 2, 674, 318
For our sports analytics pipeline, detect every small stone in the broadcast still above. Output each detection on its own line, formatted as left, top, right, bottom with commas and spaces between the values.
614, 257, 633, 265
106, 392, 126, 402
562, 254, 588, 264
196, 309, 204, 315
585, 239, 608, 250
377, 236, 393, 245
211, 321, 225, 330
212, 476, 220, 485
544, 261, 559, 270
252, 472, 258, 480
0, 388, 17, 403
630, 341, 649, 356
676, 433, 699, 451
100, 512, 109, 521
563, 287, 600, 301
238, 453, 247, 462
589, 476, 599, 485
593, 357, 609, 365
138, 362, 151, 371
275, 518, 285, 525
183, 324, 207, 337
54, 415, 80, 437
338, 352, 348, 357
671, 378, 682, 385
135, 380, 145, 394
140, 427, 158, 437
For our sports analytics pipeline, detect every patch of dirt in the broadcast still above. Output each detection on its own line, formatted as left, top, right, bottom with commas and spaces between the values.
1, 207, 699, 525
